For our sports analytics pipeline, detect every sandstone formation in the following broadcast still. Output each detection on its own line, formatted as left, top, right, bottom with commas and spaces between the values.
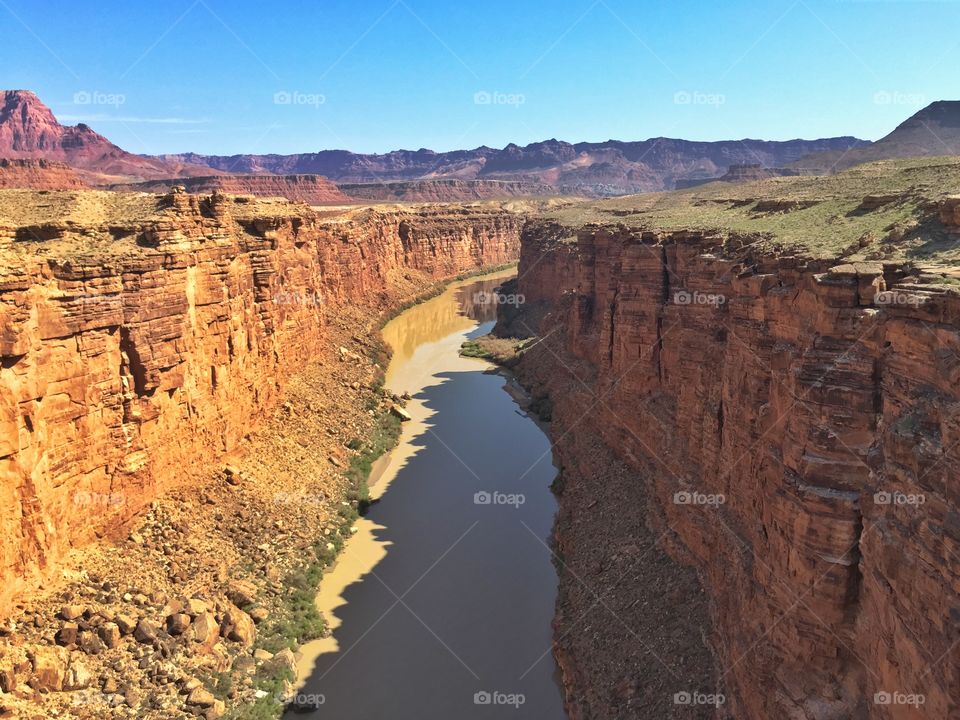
339, 178, 560, 202
0, 159, 87, 190
0, 188, 524, 617
502, 163, 960, 719
112, 174, 350, 205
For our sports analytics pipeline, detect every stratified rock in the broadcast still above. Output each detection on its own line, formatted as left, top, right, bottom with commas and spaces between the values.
0, 191, 524, 615
512, 218, 960, 720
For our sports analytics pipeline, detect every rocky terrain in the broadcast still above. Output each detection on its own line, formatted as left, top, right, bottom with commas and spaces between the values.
0, 159, 87, 190
0, 91, 214, 184
496, 157, 960, 719
110, 175, 350, 205
0, 187, 530, 718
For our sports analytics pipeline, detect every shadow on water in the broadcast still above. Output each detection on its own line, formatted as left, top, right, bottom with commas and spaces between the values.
286, 272, 565, 719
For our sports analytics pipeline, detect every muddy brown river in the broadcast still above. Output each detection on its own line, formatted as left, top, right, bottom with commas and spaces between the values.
291, 270, 565, 719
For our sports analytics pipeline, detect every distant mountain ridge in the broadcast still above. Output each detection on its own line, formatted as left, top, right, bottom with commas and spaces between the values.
2, 89, 959, 199
163, 135, 866, 196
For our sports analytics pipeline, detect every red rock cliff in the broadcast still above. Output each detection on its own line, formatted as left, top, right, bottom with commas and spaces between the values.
0, 159, 87, 190
0, 188, 523, 614
511, 222, 959, 720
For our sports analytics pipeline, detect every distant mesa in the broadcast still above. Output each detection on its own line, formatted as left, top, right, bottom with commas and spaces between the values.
111, 174, 350, 206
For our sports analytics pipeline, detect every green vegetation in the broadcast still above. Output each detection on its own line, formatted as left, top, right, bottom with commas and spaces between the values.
541, 157, 960, 279
460, 335, 529, 366
344, 410, 402, 512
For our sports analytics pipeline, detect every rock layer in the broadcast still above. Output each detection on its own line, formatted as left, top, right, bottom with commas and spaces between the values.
112, 174, 350, 205
0, 189, 523, 615
0, 159, 87, 190
508, 222, 960, 719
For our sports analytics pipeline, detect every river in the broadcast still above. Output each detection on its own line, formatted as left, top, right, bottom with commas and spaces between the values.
291, 269, 565, 719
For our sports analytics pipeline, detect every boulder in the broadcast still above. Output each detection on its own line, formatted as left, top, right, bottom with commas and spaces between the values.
168, 613, 192, 635
56, 621, 79, 646
115, 613, 137, 635
27, 646, 69, 691
189, 612, 220, 647
225, 579, 257, 608
133, 618, 159, 644
220, 606, 256, 646
63, 654, 93, 691
99, 622, 121, 649
187, 686, 216, 707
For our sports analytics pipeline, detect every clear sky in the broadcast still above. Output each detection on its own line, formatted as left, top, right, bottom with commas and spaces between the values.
2, 0, 957, 155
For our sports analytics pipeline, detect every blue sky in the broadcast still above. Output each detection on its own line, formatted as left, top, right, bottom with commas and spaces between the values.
2, 0, 957, 155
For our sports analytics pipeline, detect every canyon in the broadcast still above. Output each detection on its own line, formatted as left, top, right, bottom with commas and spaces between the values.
0, 152, 956, 718
496, 158, 960, 719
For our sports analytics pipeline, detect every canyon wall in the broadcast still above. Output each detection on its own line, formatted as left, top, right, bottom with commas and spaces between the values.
511, 222, 960, 719
0, 159, 87, 190
0, 189, 523, 615
111, 174, 350, 205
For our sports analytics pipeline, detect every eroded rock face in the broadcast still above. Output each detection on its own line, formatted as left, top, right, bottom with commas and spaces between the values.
0, 159, 87, 190
0, 190, 523, 615
510, 222, 960, 719
112, 174, 350, 205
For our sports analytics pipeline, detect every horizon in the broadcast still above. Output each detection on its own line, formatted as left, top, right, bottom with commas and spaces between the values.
3, 0, 958, 156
